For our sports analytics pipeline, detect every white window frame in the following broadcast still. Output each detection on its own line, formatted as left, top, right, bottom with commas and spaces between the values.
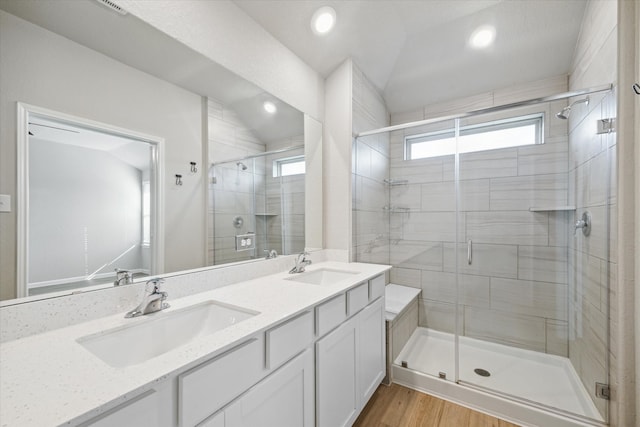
273, 155, 305, 177
404, 113, 544, 160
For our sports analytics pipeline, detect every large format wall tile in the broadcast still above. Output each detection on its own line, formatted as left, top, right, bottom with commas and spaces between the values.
490, 174, 568, 211
546, 320, 569, 356
419, 299, 457, 334
491, 277, 567, 321
402, 212, 463, 243
518, 245, 568, 284
465, 212, 549, 245
443, 243, 518, 279
464, 306, 546, 352
517, 138, 569, 176
458, 148, 518, 180
420, 180, 490, 212
391, 241, 443, 271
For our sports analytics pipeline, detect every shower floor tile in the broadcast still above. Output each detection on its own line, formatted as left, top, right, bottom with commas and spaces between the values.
394, 327, 603, 422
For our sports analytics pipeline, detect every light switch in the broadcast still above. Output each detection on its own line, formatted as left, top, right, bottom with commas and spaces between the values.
0, 194, 10, 212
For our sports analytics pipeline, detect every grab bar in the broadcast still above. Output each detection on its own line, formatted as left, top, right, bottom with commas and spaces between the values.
467, 240, 472, 265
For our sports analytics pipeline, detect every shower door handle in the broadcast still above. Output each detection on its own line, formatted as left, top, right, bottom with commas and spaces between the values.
467, 240, 472, 265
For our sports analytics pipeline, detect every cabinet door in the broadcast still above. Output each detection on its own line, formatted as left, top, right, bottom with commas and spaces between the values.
315, 316, 358, 427
83, 388, 170, 427
357, 297, 385, 408
225, 349, 314, 427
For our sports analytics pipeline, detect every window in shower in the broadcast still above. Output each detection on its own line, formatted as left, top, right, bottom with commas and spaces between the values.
273, 155, 305, 177
404, 113, 543, 160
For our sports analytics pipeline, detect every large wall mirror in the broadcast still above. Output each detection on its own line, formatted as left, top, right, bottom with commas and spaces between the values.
0, 0, 322, 303
16, 103, 165, 298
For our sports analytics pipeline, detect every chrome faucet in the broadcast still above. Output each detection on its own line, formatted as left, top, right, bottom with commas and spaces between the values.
125, 279, 169, 318
289, 251, 312, 274
264, 249, 278, 259
114, 269, 131, 286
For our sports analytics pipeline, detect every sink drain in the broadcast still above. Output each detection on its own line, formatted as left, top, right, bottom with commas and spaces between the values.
474, 368, 491, 377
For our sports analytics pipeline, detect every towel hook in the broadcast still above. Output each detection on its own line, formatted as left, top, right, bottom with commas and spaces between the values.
190, 161, 197, 173
175, 174, 183, 186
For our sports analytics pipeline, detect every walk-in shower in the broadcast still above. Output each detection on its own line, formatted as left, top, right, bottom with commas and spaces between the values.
353, 84, 615, 426
209, 145, 305, 265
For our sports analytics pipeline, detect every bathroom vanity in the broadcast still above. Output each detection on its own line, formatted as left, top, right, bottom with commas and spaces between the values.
0, 261, 389, 427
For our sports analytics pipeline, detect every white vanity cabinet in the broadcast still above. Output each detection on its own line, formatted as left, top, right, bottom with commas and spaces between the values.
179, 335, 266, 427
316, 278, 386, 427
79, 272, 387, 427
356, 297, 385, 406
81, 381, 175, 427
224, 348, 314, 427
316, 315, 359, 427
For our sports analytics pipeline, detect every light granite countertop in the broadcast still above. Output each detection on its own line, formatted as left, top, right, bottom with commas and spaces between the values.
0, 261, 389, 427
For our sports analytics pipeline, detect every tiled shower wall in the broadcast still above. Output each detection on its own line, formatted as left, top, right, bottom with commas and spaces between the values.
208, 97, 305, 264
351, 64, 391, 265
387, 98, 572, 356
354, 75, 580, 356
208, 98, 265, 265
567, 90, 616, 416
260, 137, 305, 257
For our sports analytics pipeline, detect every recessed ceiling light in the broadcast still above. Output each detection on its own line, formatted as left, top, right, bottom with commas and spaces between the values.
263, 101, 277, 114
311, 6, 336, 35
469, 25, 496, 49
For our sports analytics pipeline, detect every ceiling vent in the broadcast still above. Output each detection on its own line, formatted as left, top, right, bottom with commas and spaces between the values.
94, 0, 128, 16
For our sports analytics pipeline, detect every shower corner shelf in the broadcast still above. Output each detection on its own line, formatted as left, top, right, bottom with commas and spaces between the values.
528, 206, 576, 212
383, 179, 409, 186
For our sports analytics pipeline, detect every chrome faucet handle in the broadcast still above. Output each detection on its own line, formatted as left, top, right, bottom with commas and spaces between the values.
145, 278, 165, 294
290, 251, 312, 273
264, 249, 278, 259
574, 211, 591, 237
114, 269, 130, 286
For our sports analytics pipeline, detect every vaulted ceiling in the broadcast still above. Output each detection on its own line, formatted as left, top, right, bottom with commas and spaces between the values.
234, 0, 588, 113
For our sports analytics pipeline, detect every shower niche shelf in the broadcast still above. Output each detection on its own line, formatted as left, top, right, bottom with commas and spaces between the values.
383, 179, 409, 186
528, 206, 576, 212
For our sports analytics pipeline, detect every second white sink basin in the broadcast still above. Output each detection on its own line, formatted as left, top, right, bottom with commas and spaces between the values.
78, 301, 259, 368
286, 268, 359, 286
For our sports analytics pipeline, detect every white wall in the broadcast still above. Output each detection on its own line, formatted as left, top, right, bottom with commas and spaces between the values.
115, 0, 324, 122
323, 60, 353, 252
0, 11, 204, 300
29, 140, 145, 284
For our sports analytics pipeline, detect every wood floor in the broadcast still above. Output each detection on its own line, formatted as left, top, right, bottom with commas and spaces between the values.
353, 384, 521, 427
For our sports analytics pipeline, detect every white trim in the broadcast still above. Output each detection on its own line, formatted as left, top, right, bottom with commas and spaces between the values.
28, 269, 150, 289
15, 102, 165, 297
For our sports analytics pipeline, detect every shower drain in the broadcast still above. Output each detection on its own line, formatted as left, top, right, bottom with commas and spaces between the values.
474, 368, 491, 377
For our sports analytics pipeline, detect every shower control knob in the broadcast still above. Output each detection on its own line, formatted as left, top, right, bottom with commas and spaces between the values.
574, 211, 591, 237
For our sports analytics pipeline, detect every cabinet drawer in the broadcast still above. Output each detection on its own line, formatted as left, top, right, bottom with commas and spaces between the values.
315, 294, 346, 337
83, 390, 160, 427
347, 283, 368, 316
266, 311, 313, 369
369, 275, 385, 301
179, 336, 264, 427
198, 411, 224, 427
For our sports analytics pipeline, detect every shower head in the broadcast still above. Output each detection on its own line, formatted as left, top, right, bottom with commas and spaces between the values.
556, 96, 589, 120
236, 161, 248, 171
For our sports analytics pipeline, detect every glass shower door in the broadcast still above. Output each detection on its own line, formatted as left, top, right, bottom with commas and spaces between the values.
454, 101, 610, 423
381, 118, 460, 384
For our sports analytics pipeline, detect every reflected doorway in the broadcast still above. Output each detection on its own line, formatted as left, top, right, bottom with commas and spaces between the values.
17, 103, 164, 298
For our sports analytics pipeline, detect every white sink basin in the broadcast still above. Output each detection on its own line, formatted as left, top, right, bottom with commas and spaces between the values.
78, 301, 259, 368
285, 268, 359, 286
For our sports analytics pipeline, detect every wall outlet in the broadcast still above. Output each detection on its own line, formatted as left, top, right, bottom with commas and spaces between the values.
235, 233, 256, 251
0, 194, 11, 213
